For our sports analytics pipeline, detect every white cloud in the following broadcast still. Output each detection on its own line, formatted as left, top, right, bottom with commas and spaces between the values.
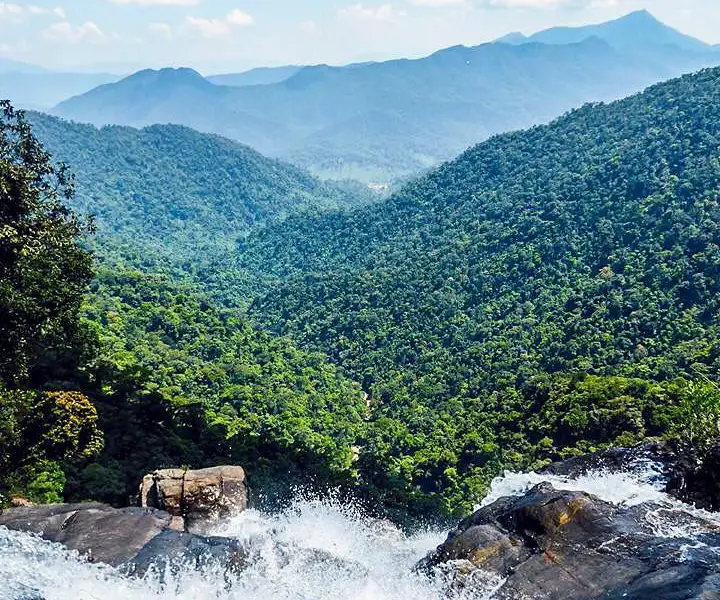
184, 15, 229, 37
149, 21, 173, 40
184, 8, 255, 38
110, 0, 199, 5
338, 3, 407, 21
43, 21, 110, 43
28, 5, 67, 18
409, 0, 467, 6
0, 3, 22, 17
226, 8, 254, 26
0, 4, 66, 20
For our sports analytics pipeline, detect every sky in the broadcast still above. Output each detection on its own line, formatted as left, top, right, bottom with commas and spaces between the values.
0, 0, 719, 74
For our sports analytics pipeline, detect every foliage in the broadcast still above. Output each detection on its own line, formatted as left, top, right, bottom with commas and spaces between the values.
0, 102, 374, 507
21, 460, 66, 504
0, 100, 99, 502
0, 387, 102, 500
667, 379, 720, 456
0, 100, 94, 386
66, 269, 368, 503
27, 113, 372, 270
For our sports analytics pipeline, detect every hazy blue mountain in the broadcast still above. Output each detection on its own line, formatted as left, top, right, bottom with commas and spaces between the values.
0, 58, 47, 74
208, 66, 303, 87
0, 72, 120, 110
53, 12, 720, 182
498, 10, 710, 52
495, 32, 527, 44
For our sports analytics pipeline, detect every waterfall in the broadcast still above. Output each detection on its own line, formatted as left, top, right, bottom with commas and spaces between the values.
0, 495, 497, 600
1, 462, 718, 600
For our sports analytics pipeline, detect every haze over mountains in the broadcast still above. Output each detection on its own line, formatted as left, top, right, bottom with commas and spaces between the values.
207, 66, 303, 88
49, 10, 720, 182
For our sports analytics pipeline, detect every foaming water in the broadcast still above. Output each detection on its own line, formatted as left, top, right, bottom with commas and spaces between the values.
0, 496, 496, 600
481, 459, 667, 509
2, 466, 719, 600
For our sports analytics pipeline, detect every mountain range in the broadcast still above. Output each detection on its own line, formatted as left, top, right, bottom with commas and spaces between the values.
207, 66, 303, 87
51, 10, 720, 182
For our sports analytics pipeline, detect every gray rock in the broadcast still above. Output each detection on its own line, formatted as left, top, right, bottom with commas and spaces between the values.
0, 464, 249, 575
419, 483, 720, 600
127, 529, 248, 577
0, 503, 171, 566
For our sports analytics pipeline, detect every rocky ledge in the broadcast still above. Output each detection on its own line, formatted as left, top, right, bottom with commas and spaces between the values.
0, 465, 248, 574
418, 442, 720, 600
139, 465, 248, 532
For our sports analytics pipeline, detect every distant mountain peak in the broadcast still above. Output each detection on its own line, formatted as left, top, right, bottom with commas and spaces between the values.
625, 8, 654, 17
130, 67, 206, 82
494, 9, 710, 53
495, 32, 527, 45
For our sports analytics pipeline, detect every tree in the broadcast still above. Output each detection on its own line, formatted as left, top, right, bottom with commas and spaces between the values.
0, 100, 94, 387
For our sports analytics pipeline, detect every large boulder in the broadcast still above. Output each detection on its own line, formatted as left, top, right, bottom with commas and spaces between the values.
0, 502, 244, 576
0, 503, 171, 566
418, 483, 720, 600
665, 443, 720, 512
139, 466, 248, 532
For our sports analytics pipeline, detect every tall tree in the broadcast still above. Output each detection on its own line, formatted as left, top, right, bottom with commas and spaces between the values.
0, 100, 94, 388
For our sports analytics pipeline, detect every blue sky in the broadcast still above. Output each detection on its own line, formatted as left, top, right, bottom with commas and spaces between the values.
1, 0, 719, 73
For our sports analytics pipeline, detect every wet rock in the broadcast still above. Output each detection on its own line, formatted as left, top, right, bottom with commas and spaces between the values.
128, 529, 248, 577
537, 442, 672, 480
10, 584, 45, 600
0, 502, 248, 579
0, 503, 171, 566
139, 466, 248, 532
1, 465, 249, 575
665, 443, 720, 512
419, 483, 720, 600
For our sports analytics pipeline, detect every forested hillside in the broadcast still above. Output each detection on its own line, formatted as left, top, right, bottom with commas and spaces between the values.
7, 66, 720, 518
27, 113, 367, 267
0, 103, 369, 508
71, 270, 368, 504
235, 66, 720, 512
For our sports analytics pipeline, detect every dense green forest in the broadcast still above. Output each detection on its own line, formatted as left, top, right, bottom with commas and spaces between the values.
5, 66, 720, 517
27, 113, 372, 269
0, 103, 368, 507
236, 67, 720, 512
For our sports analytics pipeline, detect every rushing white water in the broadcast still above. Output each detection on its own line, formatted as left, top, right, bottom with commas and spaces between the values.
481, 458, 668, 508
0, 496, 500, 600
1, 463, 718, 600
481, 459, 720, 545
